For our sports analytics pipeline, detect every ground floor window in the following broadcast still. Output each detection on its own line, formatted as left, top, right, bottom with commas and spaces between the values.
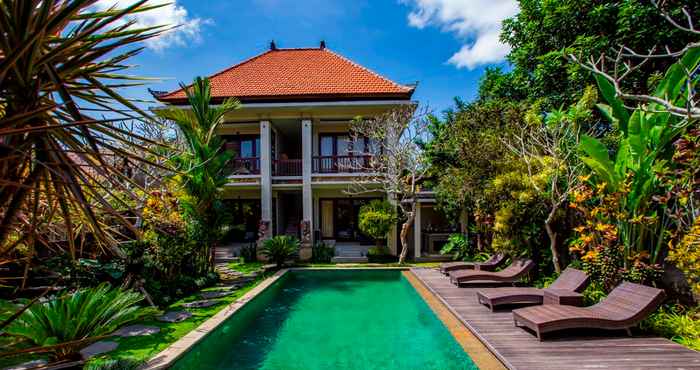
319, 197, 381, 244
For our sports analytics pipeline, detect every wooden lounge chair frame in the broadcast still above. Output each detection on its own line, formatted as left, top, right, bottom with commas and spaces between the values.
476, 267, 589, 311
440, 253, 506, 275
512, 281, 666, 341
449, 258, 535, 286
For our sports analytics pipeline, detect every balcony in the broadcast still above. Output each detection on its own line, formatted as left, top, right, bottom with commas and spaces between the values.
312, 155, 375, 174
273, 159, 302, 176
230, 157, 260, 175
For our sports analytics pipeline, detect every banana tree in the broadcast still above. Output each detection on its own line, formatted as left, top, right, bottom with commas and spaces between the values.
579, 47, 700, 265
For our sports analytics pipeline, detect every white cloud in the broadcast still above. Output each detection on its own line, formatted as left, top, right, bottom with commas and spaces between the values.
93, 0, 211, 51
403, 0, 518, 69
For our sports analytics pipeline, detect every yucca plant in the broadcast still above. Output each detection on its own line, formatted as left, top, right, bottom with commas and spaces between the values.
260, 235, 300, 268
5, 283, 158, 360
0, 0, 170, 258
156, 77, 240, 273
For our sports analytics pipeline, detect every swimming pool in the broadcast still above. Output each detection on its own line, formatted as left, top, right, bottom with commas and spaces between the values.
171, 269, 477, 370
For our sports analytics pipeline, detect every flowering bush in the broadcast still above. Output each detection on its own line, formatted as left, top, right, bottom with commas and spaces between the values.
663, 129, 700, 297
569, 179, 662, 291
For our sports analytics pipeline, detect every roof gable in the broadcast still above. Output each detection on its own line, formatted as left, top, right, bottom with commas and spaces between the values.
156, 46, 415, 103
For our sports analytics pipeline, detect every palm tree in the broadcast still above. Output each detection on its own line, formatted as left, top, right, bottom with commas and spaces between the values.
0, 0, 170, 258
156, 77, 240, 273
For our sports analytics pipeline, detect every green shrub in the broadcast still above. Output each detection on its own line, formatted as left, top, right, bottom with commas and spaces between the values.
240, 243, 258, 263
358, 200, 397, 246
366, 246, 397, 263
5, 283, 158, 360
260, 236, 300, 267
312, 242, 334, 263
640, 305, 700, 351
440, 234, 470, 260
440, 233, 490, 262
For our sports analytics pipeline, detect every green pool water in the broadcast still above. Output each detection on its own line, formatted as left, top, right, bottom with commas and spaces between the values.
171, 270, 477, 370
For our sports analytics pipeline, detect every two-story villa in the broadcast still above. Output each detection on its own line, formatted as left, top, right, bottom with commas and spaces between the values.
156, 42, 456, 261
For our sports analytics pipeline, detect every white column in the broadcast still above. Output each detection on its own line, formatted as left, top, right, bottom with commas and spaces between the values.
260, 120, 272, 230
299, 119, 314, 260
414, 203, 422, 258
302, 119, 313, 240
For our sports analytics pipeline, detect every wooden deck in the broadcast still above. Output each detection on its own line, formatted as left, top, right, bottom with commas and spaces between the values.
411, 268, 700, 370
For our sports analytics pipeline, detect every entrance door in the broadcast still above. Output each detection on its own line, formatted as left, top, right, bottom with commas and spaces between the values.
334, 199, 355, 241
321, 200, 334, 239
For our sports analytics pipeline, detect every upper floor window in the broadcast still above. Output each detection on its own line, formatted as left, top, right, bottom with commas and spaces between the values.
319, 134, 380, 157
224, 135, 260, 158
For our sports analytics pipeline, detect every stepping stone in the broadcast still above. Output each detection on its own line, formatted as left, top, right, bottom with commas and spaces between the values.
214, 284, 240, 290
200, 290, 234, 299
3, 359, 47, 370
157, 310, 192, 323
182, 300, 219, 308
112, 324, 160, 337
80, 341, 118, 359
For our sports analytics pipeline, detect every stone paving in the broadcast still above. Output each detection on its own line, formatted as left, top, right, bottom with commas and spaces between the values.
157, 310, 192, 323
182, 299, 220, 308
112, 324, 161, 337
200, 290, 235, 299
80, 341, 119, 359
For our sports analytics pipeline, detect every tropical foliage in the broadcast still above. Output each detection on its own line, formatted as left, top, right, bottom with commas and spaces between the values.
5, 283, 158, 360
425, 1, 700, 348
439, 233, 489, 262
358, 200, 397, 247
157, 77, 240, 274
260, 236, 300, 267
0, 0, 168, 258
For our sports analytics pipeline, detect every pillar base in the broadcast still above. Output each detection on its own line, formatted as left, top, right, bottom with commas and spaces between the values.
256, 219, 272, 261
299, 245, 313, 261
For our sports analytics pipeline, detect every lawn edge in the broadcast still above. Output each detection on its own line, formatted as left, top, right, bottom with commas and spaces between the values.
141, 268, 289, 370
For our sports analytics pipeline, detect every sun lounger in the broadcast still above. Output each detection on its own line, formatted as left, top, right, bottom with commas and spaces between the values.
476, 267, 589, 311
439, 253, 506, 274
512, 281, 665, 340
449, 258, 534, 286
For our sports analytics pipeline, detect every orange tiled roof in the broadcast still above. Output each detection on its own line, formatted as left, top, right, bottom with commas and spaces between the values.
157, 46, 415, 103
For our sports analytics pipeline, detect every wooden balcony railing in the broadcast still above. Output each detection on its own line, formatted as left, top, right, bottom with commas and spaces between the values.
230, 157, 260, 175
312, 155, 375, 173
273, 159, 302, 176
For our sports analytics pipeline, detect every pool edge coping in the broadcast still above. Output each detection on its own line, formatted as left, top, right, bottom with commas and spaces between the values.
142, 268, 290, 370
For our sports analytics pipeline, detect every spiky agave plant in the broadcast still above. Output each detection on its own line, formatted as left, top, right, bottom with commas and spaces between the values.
5, 283, 159, 360
260, 235, 300, 268
0, 0, 170, 258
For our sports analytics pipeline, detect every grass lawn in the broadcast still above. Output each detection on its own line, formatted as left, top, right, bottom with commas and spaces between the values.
88, 273, 269, 367
226, 261, 264, 274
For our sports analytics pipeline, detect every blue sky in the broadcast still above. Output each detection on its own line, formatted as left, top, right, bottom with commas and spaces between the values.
119, 0, 516, 115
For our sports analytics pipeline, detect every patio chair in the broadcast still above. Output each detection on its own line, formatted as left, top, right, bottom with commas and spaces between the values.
476, 267, 590, 311
439, 253, 506, 275
512, 281, 666, 341
449, 258, 534, 286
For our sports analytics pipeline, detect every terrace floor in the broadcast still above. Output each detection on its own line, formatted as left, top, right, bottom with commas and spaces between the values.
411, 268, 700, 370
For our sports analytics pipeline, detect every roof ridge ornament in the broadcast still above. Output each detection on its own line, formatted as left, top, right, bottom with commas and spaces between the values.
320, 40, 326, 49
270, 40, 277, 50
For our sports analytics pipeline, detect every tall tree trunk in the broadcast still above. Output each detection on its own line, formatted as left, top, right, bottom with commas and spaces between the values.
545, 208, 561, 274
399, 211, 415, 264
